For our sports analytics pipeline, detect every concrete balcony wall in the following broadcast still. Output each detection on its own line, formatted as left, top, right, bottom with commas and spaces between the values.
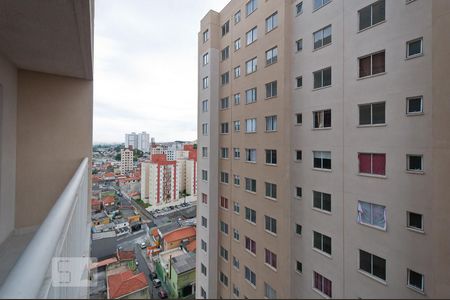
15, 70, 93, 228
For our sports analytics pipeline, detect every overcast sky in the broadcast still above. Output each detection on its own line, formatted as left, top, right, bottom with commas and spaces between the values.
93, 0, 230, 144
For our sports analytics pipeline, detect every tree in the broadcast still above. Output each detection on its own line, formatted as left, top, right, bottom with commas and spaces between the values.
115, 153, 121, 161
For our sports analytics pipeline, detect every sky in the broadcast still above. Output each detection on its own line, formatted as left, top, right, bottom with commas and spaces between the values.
93, 0, 230, 144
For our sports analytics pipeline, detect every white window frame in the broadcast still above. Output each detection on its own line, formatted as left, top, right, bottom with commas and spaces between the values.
406, 37, 423, 59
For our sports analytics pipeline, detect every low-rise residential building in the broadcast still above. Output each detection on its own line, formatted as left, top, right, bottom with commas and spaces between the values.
162, 226, 196, 251
107, 270, 148, 299
167, 252, 196, 299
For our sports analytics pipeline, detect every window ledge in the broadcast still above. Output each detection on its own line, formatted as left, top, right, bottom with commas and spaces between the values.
245, 220, 256, 226
312, 168, 332, 173
313, 42, 332, 52
312, 207, 332, 215
406, 53, 424, 60
264, 263, 277, 272
245, 40, 257, 48
406, 112, 424, 117
265, 96, 278, 100
357, 72, 386, 81
295, 270, 303, 276
357, 221, 386, 232
265, 130, 278, 133
357, 20, 386, 34
358, 173, 387, 179
265, 230, 277, 237
312, 248, 332, 259
265, 61, 278, 68
245, 190, 257, 195
357, 269, 387, 286
264, 196, 277, 202
245, 161, 256, 164
294, 160, 302, 163
265, 26, 278, 35
312, 287, 331, 299
406, 226, 425, 234
245, 249, 257, 257
406, 170, 425, 175
245, 132, 257, 134
295, 123, 303, 126
265, 163, 277, 167
312, 85, 332, 92
312, 127, 332, 131
245, 280, 257, 290
357, 123, 387, 128
295, 86, 303, 90
407, 284, 425, 295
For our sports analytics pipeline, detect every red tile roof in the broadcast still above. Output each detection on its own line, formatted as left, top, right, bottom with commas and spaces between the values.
164, 227, 196, 243
117, 250, 135, 261
185, 239, 196, 252
90, 257, 118, 270
108, 270, 147, 299
102, 196, 115, 205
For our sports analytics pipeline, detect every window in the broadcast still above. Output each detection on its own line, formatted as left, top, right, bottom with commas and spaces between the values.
296, 113, 303, 125
265, 249, 277, 269
408, 269, 424, 292
220, 97, 229, 110
313, 0, 331, 11
296, 187, 302, 198
221, 20, 229, 36
220, 171, 229, 184
234, 10, 241, 24
233, 201, 240, 214
265, 81, 277, 98
407, 155, 423, 172
201, 147, 208, 158
359, 102, 385, 125
201, 100, 208, 112
234, 120, 241, 132
246, 27, 257, 45
296, 2, 303, 15
407, 38, 423, 58
220, 196, 229, 209
313, 67, 332, 89
201, 170, 208, 181
203, 29, 209, 43
201, 123, 208, 136
201, 263, 207, 275
296, 261, 303, 273
296, 38, 303, 52
246, 57, 257, 74
357, 201, 386, 229
313, 109, 332, 128
245, 118, 257, 132
264, 283, 277, 299
265, 115, 277, 131
234, 38, 241, 51
296, 76, 303, 88
265, 182, 277, 199
313, 272, 332, 298
313, 231, 332, 255
220, 221, 229, 234
233, 257, 240, 269
245, 178, 257, 192
359, 249, 386, 281
202, 76, 209, 89
220, 122, 229, 134
201, 193, 208, 204
313, 191, 331, 212
220, 246, 229, 261
245, 207, 256, 223
201, 240, 207, 252
245, 148, 256, 163
359, 0, 385, 31
406, 96, 423, 115
358, 153, 386, 175
407, 211, 423, 231
245, 88, 257, 104
221, 72, 229, 85
245, 236, 256, 254
295, 150, 302, 161
313, 151, 331, 170
202, 53, 209, 65
233, 174, 241, 186
201, 216, 207, 227
233, 147, 241, 159
200, 287, 206, 299
265, 149, 277, 165
266, 12, 278, 32
265, 215, 277, 234
313, 25, 332, 49
219, 272, 228, 286
221, 46, 229, 61
359, 51, 385, 78
245, 266, 256, 286
234, 93, 241, 105
246, 0, 257, 16
296, 224, 302, 235
266, 47, 278, 65
234, 66, 241, 78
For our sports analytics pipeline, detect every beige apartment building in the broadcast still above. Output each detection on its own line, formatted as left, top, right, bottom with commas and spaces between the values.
196, 0, 450, 298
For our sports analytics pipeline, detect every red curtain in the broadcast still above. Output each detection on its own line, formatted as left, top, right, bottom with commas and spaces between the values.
359, 153, 371, 174
373, 154, 386, 175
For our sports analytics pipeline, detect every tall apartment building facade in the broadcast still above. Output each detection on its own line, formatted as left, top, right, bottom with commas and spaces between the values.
196, 0, 450, 299
125, 132, 138, 149
125, 131, 150, 152
120, 148, 134, 174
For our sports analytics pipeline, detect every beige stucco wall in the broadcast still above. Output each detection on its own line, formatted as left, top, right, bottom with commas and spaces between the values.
15, 70, 92, 228
0, 53, 17, 244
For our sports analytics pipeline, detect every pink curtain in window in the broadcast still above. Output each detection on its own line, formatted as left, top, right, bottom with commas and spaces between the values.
359, 153, 371, 174
314, 272, 322, 291
323, 277, 332, 297
373, 154, 386, 175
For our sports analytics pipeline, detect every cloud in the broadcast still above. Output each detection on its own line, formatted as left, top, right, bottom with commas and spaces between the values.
93, 0, 230, 143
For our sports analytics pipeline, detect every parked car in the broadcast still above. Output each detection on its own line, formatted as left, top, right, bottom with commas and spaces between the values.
153, 278, 162, 288
135, 260, 139, 266
158, 289, 168, 299
140, 242, 147, 249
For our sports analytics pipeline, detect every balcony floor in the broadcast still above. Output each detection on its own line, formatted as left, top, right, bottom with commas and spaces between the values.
0, 228, 36, 286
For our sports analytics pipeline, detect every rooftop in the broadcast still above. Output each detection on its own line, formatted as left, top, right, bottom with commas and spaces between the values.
171, 252, 196, 275
117, 250, 135, 261
107, 271, 147, 299
164, 226, 196, 244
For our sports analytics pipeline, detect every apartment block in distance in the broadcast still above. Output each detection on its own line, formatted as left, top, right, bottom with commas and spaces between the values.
0, 0, 94, 298
196, 0, 450, 299
120, 148, 134, 174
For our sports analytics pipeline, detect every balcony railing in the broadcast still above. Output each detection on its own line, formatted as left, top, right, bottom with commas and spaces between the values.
0, 158, 90, 299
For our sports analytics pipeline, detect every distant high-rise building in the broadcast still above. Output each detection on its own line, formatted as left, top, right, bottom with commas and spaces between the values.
137, 132, 150, 152
120, 148, 134, 174
125, 132, 138, 150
